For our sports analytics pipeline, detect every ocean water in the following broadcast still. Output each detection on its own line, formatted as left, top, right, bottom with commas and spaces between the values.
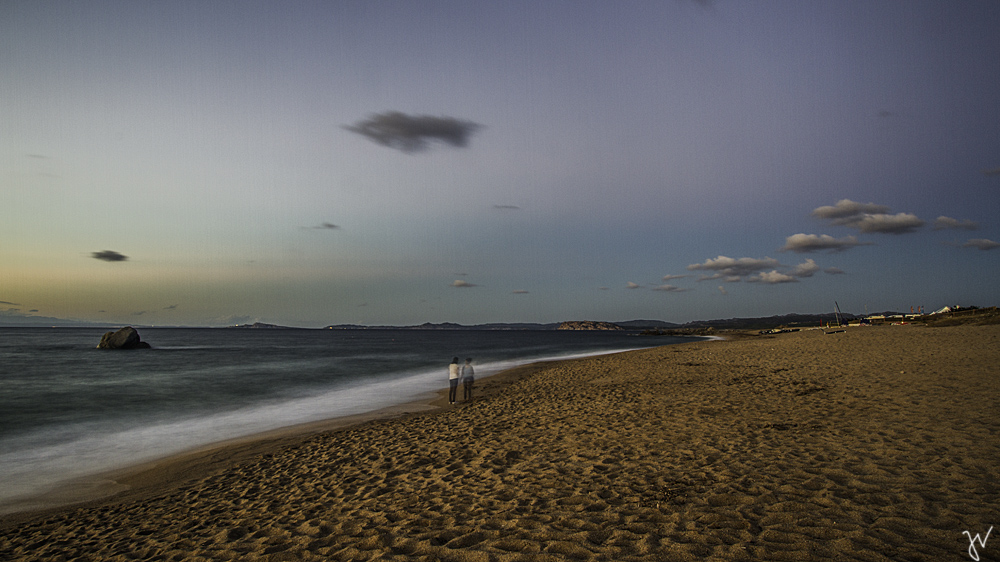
0, 327, 688, 510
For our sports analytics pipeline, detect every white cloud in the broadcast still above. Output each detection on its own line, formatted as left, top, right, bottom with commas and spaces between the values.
789, 259, 821, 278
747, 270, 799, 284
625, 282, 642, 289
661, 274, 688, 281
933, 216, 978, 231
962, 238, 1000, 250
717, 286, 728, 295
849, 213, 925, 234
780, 233, 870, 253
811, 199, 924, 234
451, 280, 477, 287
652, 284, 685, 292
811, 199, 889, 220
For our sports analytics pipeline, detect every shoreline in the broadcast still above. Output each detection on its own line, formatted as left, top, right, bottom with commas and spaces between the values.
0, 353, 575, 526
3, 325, 997, 560
1, 342, 670, 521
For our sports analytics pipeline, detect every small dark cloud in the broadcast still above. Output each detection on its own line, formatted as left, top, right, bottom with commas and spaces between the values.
824, 267, 845, 275
962, 238, 1000, 251
344, 111, 483, 153
0, 300, 20, 306
29, 309, 39, 312
132, 310, 147, 316
493, 205, 521, 210
512, 290, 529, 294
91, 250, 128, 262
933, 216, 978, 231
688, 256, 780, 280
653, 284, 685, 292
982, 167, 1000, 177
163, 304, 178, 310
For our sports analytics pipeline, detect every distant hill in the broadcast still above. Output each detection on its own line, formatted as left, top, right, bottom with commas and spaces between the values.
227, 322, 293, 329
679, 313, 860, 331
557, 321, 624, 331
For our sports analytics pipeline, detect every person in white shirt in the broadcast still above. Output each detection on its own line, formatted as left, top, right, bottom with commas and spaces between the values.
448, 357, 460, 404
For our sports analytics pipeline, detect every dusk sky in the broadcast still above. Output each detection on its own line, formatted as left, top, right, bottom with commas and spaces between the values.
3, 1, 998, 328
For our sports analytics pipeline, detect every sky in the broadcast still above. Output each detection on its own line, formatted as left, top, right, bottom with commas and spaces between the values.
2, 1, 998, 328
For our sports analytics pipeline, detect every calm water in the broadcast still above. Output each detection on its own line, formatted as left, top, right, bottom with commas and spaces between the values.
0, 327, 688, 509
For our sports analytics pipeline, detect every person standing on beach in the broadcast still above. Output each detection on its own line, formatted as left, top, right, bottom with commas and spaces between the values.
462, 358, 475, 402
448, 357, 460, 404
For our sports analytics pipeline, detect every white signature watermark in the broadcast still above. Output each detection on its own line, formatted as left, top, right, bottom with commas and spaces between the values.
963, 526, 993, 561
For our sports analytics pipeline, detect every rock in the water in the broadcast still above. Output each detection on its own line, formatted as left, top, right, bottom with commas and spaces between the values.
97, 326, 152, 349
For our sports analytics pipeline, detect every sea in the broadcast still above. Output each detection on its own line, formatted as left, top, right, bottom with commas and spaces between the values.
0, 327, 690, 512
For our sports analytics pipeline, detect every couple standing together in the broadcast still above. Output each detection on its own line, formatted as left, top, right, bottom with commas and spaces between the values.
448, 357, 474, 404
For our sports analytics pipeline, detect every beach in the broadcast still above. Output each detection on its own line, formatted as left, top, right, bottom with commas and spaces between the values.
2, 324, 998, 561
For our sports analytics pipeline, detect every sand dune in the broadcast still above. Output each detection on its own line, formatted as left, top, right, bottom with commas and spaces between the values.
2, 324, 998, 561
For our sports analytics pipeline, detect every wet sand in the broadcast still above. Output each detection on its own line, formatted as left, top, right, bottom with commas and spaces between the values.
2, 324, 998, 561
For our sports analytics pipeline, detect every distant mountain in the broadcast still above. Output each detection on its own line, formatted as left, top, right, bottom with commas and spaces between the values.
227, 322, 293, 329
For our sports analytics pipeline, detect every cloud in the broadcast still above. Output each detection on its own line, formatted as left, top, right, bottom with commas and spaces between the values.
661, 274, 688, 281
789, 259, 821, 278
983, 167, 1000, 177
687, 256, 780, 280
163, 304, 178, 310
811, 199, 924, 234
310, 222, 340, 230
717, 286, 728, 295
812, 199, 890, 221
962, 238, 1000, 250
780, 233, 870, 253
91, 250, 128, 262
451, 280, 477, 288
625, 282, 642, 289
512, 290, 529, 294
344, 111, 483, 153
652, 284, 685, 292
933, 216, 978, 231
747, 271, 799, 284
493, 205, 521, 210
849, 213, 925, 234
0, 300, 20, 306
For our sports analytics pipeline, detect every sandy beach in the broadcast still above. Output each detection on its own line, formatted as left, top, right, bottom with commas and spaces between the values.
2, 324, 998, 561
